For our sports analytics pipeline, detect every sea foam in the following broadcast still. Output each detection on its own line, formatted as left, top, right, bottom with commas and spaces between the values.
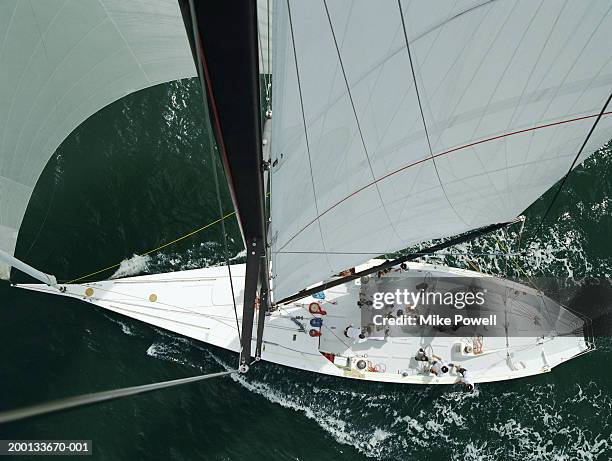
110, 253, 150, 279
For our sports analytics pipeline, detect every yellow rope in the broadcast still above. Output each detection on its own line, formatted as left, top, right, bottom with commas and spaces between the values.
494, 236, 531, 279
65, 210, 236, 284
466, 258, 482, 273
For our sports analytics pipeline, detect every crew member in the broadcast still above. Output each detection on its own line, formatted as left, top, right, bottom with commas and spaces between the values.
344, 325, 365, 340
415, 347, 429, 362
430, 354, 450, 376
456, 366, 475, 392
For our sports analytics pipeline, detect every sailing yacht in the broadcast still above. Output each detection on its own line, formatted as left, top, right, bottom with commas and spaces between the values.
1, 0, 610, 387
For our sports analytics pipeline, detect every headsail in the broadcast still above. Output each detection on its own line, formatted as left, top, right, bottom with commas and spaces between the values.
269, 0, 612, 300
0, 0, 197, 278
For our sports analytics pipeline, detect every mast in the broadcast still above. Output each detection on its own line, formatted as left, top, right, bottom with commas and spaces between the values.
256, 114, 273, 359
179, 0, 270, 370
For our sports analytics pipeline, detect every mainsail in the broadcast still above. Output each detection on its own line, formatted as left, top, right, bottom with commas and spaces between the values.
269, 0, 612, 300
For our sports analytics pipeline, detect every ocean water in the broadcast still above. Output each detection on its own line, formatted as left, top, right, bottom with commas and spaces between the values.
0, 79, 611, 460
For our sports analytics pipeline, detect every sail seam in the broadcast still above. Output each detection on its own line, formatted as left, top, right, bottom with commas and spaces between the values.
256, 2, 271, 112
512, 4, 611, 210
1, 0, 68, 174
285, 0, 332, 272
16, 15, 111, 174
97, 0, 151, 85
503, 0, 567, 211
275, 0, 497, 149
267, 0, 271, 79
323, 0, 406, 246
398, 0, 470, 228
0, 2, 18, 67
460, 1, 545, 214
276, 110, 612, 251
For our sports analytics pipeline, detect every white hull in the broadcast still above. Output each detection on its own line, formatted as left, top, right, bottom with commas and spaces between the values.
18, 261, 592, 385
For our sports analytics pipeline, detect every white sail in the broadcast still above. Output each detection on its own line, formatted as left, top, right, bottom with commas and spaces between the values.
269, 0, 612, 300
257, 0, 273, 75
0, 0, 196, 278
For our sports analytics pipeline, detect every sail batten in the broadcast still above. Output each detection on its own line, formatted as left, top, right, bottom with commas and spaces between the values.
270, 0, 612, 300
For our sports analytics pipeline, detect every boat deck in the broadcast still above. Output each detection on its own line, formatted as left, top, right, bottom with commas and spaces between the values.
277, 263, 590, 383
17, 261, 592, 385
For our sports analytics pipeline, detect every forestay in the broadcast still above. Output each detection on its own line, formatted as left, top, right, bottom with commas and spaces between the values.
269, 0, 612, 300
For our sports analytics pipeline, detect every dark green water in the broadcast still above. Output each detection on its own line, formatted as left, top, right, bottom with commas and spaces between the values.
0, 79, 611, 460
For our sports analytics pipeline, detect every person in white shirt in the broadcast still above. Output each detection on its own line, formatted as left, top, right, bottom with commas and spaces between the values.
415, 347, 429, 362
429, 354, 450, 376
456, 366, 475, 392
344, 325, 365, 340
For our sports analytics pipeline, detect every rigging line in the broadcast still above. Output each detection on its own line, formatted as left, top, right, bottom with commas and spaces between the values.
275, 109, 612, 253
47, 283, 242, 330
286, 0, 332, 272
294, 302, 354, 351
495, 235, 532, 281
263, 341, 323, 357
529, 91, 612, 244
273, 250, 526, 256
323, 0, 405, 245
208, 122, 241, 344
33, 281, 298, 334
23, 170, 58, 259
20, 1, 64, 258
397, 0, 468, 228
64, 191, 270, 284
516, 216, 526, 249
267, 0, 270, 77
493, 233, 557, 327
186, 0, 237, 349
62, 211, 236, 284
107, 304, 212, 331
466, 259, 482, 273
266, 0, 271, 112
256, 6, 270, 112
105, 301, 235, 331
256, 19, 268, 95
273, 0, 494, 140
62, 17, 271, 289
278, 220, 516, 304
0, 369, 237, 425
184, 1, 252, 367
